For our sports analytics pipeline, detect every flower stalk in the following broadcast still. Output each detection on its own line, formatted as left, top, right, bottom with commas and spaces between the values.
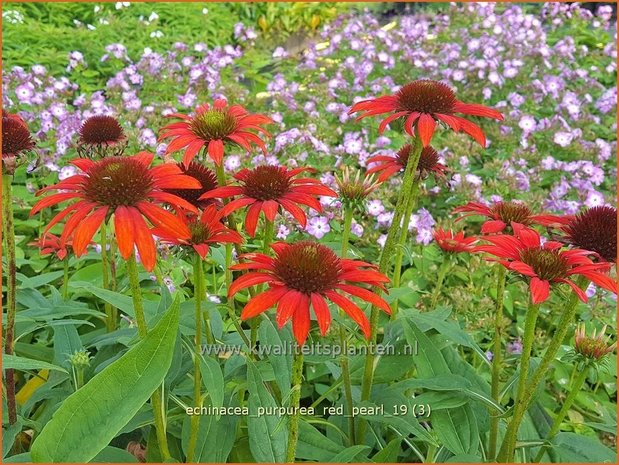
497, 300, 540, 462
497, 276, 588, 462
100, 222, 116, 332
339, 206, 356, 445
357, 135, 423, 444
488, 264, 507, 460
430, 257, 452, 310
126, 254, 171, 460
187, 255, 209, 462
2, 173, 18, 425
533, 366, 589, 462
390, 179, 421, 317
285, 345, 304, 463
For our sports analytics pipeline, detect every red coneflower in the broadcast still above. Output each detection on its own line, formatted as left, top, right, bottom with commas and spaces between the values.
159, 99, 272, 167
475, 222, 617, 304
229, 241, 391, 344
349, 79, 503, 147
78, 115, 126, 146
162, 161, 220, 210
154, 205, 243, 259
366, 144, 447, 182
30, 152, 201, 271
560, 206, 617, 264
29, 233, 73, 260
433, 228, 477, 253
2, 111, 35, 174
454, 200, 559, 234
200, 165, 337, 237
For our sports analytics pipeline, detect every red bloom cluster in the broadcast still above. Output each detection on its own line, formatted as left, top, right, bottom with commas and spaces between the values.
475, 222, 616, 304
201, 165, 337, 236
454, 200, 560, 234
229, 241, 390, 344
433, 228, 477, 254
349, 79, 503, 147
31, 152, 200, 271
160, 99, 272, 167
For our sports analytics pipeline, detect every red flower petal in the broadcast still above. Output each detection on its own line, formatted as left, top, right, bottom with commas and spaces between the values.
530, 277, 550, 304
228, 272, 274, 297
207, 139, 225, 166
417, 113, 436, 147
325, 290, 370, 338
73, 207, 108, 256
129, 208, 157, 272
310, 293, 331, 336
291, 294, 311, 345
114, 206, 135, 259
241, 286, 288, 320
481, 220, 507, 234
335, 283, 391, 315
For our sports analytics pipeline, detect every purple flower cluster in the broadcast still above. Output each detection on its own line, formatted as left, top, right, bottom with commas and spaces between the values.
4, 3, 615, 249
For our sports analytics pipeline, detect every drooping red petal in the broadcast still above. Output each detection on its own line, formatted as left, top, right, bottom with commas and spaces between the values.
30, 192, 81, 216
555, 278, 588, 302
73, 207, 108, 256
378, 111, 408, 134
279, 199, 307, 227
530, 277, 550, 304
417, 114, 436, 147
310, 293, 331, 336
182, 139, 206, 168
137, 201, 191, 239
219, 197, 256, 217
241, 286, 288, 320
453, 101, 504, 120
207, 139, 225, 166
481, 220, 507, 234
455, 117, 486, 147
324, 290, 370, 338
129, 208, 157, 272
114, 206, 135, 259
244, 201, 263, 237
228, 272, 274, 297
509, 261, 537, 277
335, 283, 391, 315
276, 290, 303, 329
291, 294, 311, 345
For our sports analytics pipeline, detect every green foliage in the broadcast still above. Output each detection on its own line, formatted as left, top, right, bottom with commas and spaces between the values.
30, 297, 180, 462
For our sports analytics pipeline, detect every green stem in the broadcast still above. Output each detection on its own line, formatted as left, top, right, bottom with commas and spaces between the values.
126, 254, 171, 460
533, 367, 589, 463
497, 300, 540, 462
100, 222, 115, 332
250, 219, 275, 351
187, 255, 207, 462
2, 174, 18, 425
126, 254, 148, 338
285, 346, 304, 462
488, 264, 507, 460
62, 257, 69, 300
391, 179, 421, 317
497, 276, 587, 462
430, 258, 451, 310
339, 206, 356, 445
215, 164, 234, 289
356, 136, 423, 444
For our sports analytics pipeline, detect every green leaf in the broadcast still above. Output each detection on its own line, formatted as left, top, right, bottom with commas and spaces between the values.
328, 445, 369, 462
30, 296, 180, 463
371, 438, 401, 463
402, 320, 480, 455
3, 419, 23, 459
2, 354, 68, 373
199, 354, 224, 417
181, 408, 237, 462
90, 446, 138, 463
550, 432, 617, 463
246, 362, 288, 462
258, 316, 292, 394
444, 454, 483, 462
53, 325, 82, 370
296, 421, 344, 461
